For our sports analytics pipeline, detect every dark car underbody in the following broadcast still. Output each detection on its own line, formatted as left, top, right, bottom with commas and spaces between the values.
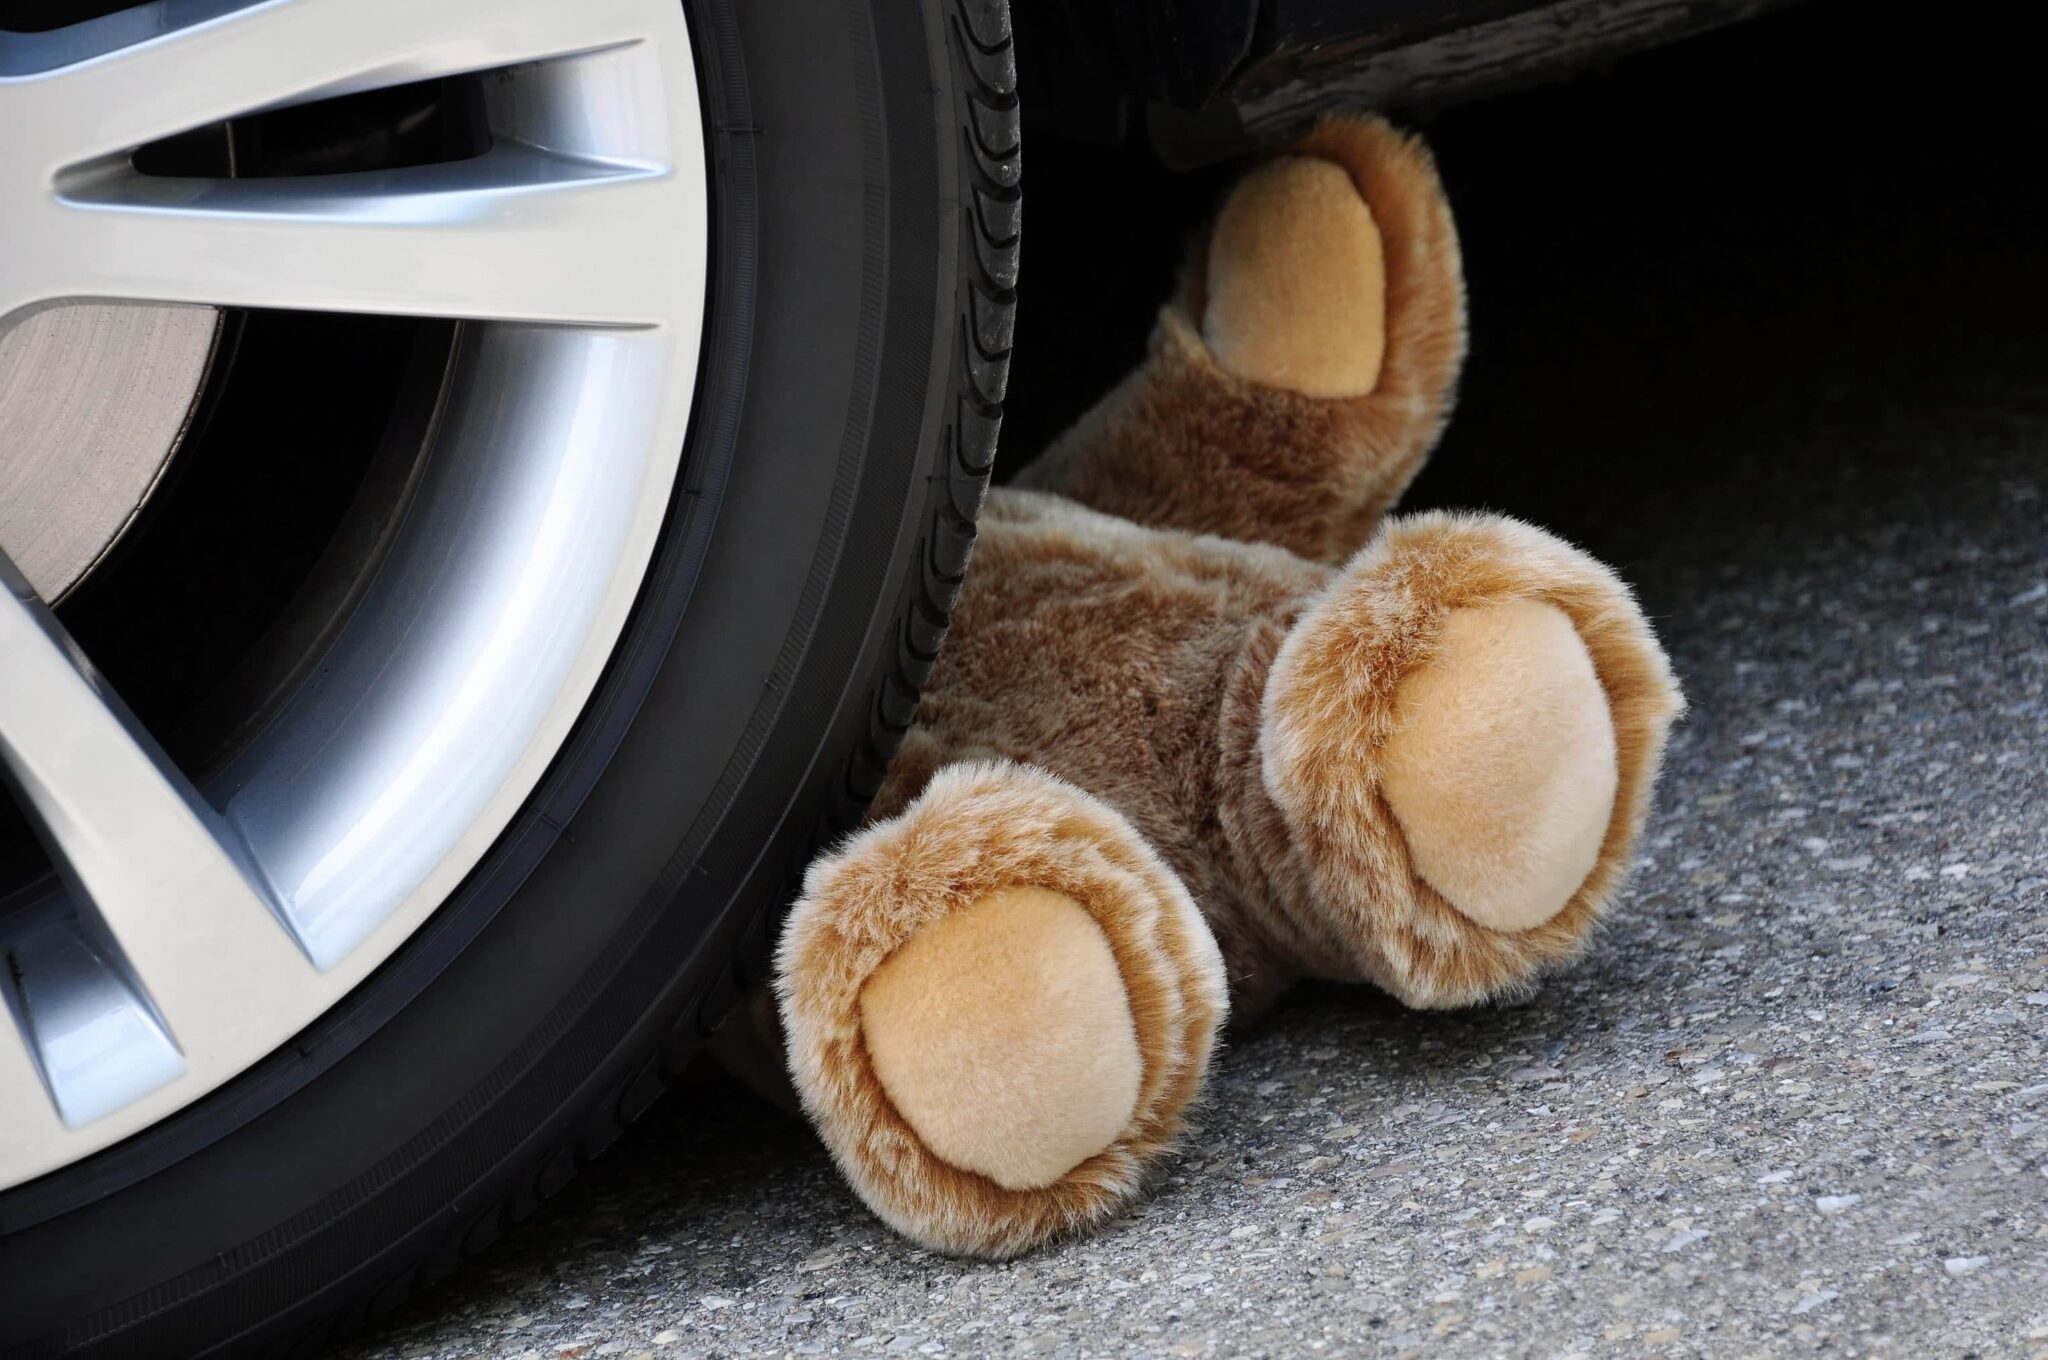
1017, 0, 1804, 163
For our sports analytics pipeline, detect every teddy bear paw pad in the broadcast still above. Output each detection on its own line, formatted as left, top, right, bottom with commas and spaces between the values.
1379, 598, 1619, 933
859, 885, 1143, 1190
777, 760, 1228, 1256
1202, 153, 1388, 399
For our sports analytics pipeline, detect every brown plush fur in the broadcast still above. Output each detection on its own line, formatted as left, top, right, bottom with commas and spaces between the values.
1258, 512, 1681, 1008
777, 763, 1226, 1258
1017, 116, 1465, 564
864, 499, 1679, 1017
772, 115, 1683, 1259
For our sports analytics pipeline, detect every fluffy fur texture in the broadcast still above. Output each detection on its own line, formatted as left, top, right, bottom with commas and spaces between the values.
770, 114, 1683, 1259
1017, 115, 1466, 564
776, 763, 1227, 1258
1260, 513, 1682, 1008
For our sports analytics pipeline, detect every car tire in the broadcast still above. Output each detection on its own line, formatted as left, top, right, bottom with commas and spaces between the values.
0, 0, 1017, 1354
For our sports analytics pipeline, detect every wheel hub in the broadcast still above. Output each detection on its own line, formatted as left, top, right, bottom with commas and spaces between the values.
0, 0, 708, 1190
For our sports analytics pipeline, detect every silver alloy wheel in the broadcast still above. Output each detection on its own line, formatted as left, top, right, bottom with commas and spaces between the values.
0, 0, 707, 1188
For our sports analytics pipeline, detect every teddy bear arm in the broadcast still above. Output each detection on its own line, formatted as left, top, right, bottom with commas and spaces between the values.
1014, 115, 1467, 565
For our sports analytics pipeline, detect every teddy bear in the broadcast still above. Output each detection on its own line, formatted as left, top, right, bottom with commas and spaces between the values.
769, 114, 1683, 1259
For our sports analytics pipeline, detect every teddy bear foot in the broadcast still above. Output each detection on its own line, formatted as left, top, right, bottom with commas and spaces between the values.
775, 762, 1226, 1258
1259, 512, 1684, 1007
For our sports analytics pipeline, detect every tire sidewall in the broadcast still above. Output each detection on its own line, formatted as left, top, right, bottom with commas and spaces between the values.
0, 0, 974, 1353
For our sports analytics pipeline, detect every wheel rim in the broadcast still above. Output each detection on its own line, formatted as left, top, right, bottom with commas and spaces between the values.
0, 0, 707, 1187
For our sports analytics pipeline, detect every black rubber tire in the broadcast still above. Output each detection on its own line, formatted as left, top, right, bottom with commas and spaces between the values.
0, 0, 1017, 1354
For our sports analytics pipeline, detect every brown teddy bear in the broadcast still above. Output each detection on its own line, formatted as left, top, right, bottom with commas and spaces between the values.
771, 115, 1682, 1258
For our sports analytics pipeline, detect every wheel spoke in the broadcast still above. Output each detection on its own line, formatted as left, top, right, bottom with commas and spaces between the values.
0, 0, 706, 1177
5, 918, 187, 1129
0, 0, 663, 166
0, 984, 68, 1146
0, 556, 319, 1075
0, 0, 697, 327
33, 145, 691, 326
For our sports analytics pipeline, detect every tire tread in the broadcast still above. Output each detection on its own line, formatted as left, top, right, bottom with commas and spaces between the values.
305, 3, 1019, 1348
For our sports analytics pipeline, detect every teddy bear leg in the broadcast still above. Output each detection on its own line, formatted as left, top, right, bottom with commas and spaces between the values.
1257, 513, 1684, 1007
775, 761, 1227, 1258
1017, 114, 1464, 563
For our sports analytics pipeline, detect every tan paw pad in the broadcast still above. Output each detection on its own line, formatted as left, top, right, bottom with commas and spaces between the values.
1379, 599, 1619, 933
859, 886, 1143, 1191
776, 760, 1227, 1257
1201, 155, 1388, 399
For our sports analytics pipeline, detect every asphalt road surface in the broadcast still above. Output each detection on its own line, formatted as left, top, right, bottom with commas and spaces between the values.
342, 4, 2047, 1356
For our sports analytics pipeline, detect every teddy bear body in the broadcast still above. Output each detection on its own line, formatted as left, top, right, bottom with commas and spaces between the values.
876, 487, 1322, 1015
768, 117, 1682, 1259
